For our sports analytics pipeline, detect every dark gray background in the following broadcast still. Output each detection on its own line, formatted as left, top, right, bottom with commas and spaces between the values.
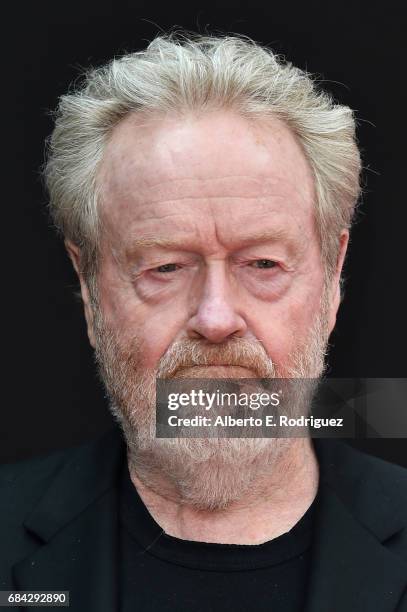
4, 0, 406, 465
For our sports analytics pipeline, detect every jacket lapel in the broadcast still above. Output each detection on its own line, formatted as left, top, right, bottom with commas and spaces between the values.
12, 427, 125, 612
305, 439, 407, 612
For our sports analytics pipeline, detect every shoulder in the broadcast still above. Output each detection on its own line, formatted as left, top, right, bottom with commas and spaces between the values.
0, 443, 85, 522
0, 427, 124, 585
315, 438, 407, 548
0, 428, 121, 520
0, 447, 71, 485
315, 438, 407, 502
317, 438, 407, 486
0, 443, 85, 584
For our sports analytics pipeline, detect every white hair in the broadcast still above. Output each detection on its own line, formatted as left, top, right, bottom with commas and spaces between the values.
43, 31, 362, 282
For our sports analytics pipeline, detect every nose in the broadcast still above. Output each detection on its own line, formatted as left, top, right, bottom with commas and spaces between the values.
186, 263, 248, 343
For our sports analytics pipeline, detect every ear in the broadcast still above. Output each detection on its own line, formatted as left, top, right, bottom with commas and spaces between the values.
65, 240, 96, 349
327, 230, 350, 335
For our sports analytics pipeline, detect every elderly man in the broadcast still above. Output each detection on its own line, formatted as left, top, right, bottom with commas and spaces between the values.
1, 32, 407, 612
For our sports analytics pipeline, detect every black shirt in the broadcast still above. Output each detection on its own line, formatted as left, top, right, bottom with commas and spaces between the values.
119, 459, 318, 611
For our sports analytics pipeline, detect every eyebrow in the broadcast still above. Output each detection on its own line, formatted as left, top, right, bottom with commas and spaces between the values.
126, 228, 298, 252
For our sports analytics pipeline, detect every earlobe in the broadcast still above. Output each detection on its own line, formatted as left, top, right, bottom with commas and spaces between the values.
65, 240, 97, 349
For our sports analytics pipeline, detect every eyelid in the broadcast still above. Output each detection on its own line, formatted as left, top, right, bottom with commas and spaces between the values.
235, 256, 280, 266
131, 261, 183, 276
245, 258, 296, 275
150, 258, 281, 269
153, 263, 181, 272
132, 255, 289, 277
250, 259, 278, 267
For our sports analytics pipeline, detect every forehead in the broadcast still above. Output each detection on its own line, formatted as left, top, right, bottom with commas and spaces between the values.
97, 110, 316, 246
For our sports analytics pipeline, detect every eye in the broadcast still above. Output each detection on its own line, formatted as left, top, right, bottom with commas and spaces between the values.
251, 259, 277, 269
153, 263, 180, 273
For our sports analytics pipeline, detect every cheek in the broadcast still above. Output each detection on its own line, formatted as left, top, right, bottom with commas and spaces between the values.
135, 315, 183, 369
98, 274, 188, 370
253, 289, 323, 364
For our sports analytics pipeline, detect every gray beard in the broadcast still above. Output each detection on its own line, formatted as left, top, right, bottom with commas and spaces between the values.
93, 300, 330, 510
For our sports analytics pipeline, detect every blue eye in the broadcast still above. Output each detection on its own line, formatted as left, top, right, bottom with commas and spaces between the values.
252, 260, 277, 269
154, 264, 179, 273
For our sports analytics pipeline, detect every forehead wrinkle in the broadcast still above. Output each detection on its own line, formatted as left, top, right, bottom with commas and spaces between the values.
99, 143, 315, 205
102, 175, 314, 212
137, 174, 302, 193
129, 194, 292, 211
124, 226, 304, 259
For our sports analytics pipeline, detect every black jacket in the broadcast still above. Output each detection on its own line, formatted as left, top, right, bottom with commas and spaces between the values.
1, 426, 407, 611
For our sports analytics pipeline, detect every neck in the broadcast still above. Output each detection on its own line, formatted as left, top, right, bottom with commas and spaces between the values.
127, 438, 319, 545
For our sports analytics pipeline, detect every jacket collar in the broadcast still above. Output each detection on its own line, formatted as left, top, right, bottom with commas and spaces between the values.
12, 428, 407, 612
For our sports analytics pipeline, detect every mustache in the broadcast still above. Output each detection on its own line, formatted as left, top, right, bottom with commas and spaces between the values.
156, 337, 276, 379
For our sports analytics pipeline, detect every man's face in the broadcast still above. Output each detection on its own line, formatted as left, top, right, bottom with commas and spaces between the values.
70, 110, 348, 509
92, 110, 340, 365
